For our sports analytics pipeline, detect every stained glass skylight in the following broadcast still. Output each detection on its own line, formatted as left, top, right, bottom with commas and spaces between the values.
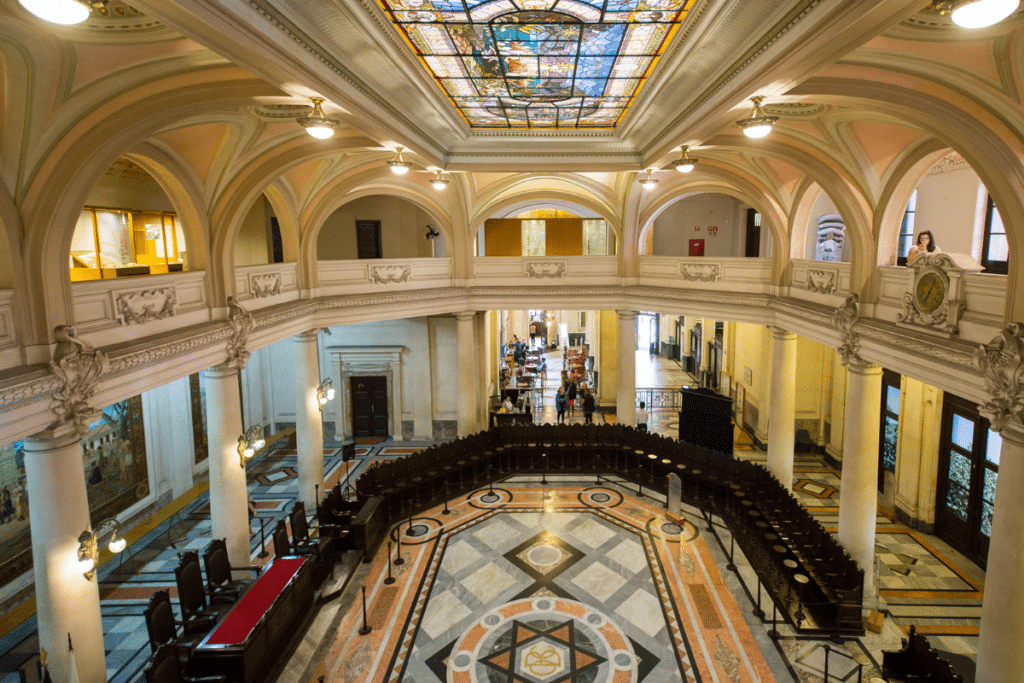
378, 0, 692, 128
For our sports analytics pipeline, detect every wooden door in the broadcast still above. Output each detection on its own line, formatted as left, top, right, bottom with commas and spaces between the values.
936, 394, 999, 568
356, 220, 382, 259
351, 376, 388, 438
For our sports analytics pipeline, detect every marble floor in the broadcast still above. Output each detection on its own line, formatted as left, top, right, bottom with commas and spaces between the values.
0, 351, 985, 683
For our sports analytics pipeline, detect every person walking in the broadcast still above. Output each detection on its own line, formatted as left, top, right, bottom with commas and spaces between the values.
555, 386, 567, 424
566, 380, 578, 419
582, 389, 596, 425
636, 401, 649, 432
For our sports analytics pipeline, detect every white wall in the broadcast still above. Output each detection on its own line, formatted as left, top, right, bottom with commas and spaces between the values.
317, 195, 435, 260
913, 166, 985, 258
651, 193, 748, 257
142, 376, 197, 500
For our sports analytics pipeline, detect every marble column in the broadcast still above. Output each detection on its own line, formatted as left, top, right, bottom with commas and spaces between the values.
203, 364, 250, 570
836, 360, 883, 595
23, 424, 105, 683
294, 331, 324, 509
976, 423, 1024, 683
617, 310, 637, 427
767, 327, 797, 489
456, 311, 479, 436
476, 311, 490, 426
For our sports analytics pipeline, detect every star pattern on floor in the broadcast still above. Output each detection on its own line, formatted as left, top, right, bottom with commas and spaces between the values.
479, 619, 606, 683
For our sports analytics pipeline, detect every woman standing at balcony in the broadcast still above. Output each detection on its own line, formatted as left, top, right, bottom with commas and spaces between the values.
907, 230, 938, 261
555, 386, 567, 424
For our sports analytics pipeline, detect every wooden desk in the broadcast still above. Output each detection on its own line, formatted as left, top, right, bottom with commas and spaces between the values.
192, 557, 314, 683
491, 411, 533, 427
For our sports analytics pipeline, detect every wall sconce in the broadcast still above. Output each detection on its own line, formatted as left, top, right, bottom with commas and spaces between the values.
387, 147, 413, 175
297, 97, 339, 139
736, 96, 778, 139
317, 378, 335, 411
237, 425, 266, 469
77, 518, 131, 580
17, 0, 104, 25
673, 146, 699, 173
430, 170, 449, 190
932, 0, 1019, 27
639, 169, 658, 190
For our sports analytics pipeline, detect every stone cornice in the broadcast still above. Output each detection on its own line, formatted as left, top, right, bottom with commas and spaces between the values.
0, 285, 991, 433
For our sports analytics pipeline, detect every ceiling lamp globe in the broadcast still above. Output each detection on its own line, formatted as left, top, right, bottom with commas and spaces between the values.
19, 0, 91, 24
431, 173, 449, 190
951, 0, 1019, 27
639, 169, 658, 190
742, 123, 773, 139
388, 147, 413, 175
304, 123, 335, 139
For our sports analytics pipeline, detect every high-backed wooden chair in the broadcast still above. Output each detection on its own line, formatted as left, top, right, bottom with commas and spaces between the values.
288, 501, 319, 556
272, 519, 291, 558
143, 589, 212, 670
144, 644, 226, 683
173, 551, 222, 625
202, 538, 260, 604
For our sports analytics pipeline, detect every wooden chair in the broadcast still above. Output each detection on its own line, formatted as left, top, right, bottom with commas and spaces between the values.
272, 519, 291, 558
202, 538, 260, 604
173, 551, 223, 627
289, 501, 320, 557
144, 644, 226, 683
143, 589, 212, 671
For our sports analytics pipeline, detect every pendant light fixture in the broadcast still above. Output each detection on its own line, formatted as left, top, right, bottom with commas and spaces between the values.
673, 146, 699, 173
296, 97, 339, 139
430, 170, 449, 190
736, 97, 779, 139
933, 0, 1020, 27
387, 147, 413, 175
18, 0, 99, 25
639, 169, 658, 190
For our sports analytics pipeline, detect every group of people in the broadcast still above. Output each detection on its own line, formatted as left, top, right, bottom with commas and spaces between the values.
510, 335, 528, 367
555, 379, 597, 424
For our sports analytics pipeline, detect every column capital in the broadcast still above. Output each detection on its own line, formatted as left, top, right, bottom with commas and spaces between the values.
293, 329, 321, 342
203, 363, 240, 380
24, 421, 81, 450
454, 310, 477, 322
768, 326, 796, 340
616, 309, 637, 320
847, 359, 882, 376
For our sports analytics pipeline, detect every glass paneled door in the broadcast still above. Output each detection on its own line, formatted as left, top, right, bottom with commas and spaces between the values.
878, 370, 900, 493
936, 395, 1000, 568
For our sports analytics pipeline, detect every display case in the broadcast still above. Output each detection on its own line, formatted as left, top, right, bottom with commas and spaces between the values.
69, 207, 185, 281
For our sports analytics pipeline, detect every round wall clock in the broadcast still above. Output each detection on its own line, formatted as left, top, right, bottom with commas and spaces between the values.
915, 271, 946, 313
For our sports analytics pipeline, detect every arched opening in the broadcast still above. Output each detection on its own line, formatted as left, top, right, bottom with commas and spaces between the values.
316, 195, 437, 260
235, 194, 286, 266
644, 192, 765, 257
69, 158, 188, 280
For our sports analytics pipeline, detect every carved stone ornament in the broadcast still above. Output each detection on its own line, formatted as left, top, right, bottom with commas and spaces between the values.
525, 261, 566, 279
679, 263, 721, 282
249, 272, 282, 298
896, 252, 980, 336
226, 295, 253, 369
49, 325, 109, 435
832, 293, 862, 366
973, 322, 1024, 432
806, 269, 837, 295
368, 264, 411, 284
116, 287, 177, 325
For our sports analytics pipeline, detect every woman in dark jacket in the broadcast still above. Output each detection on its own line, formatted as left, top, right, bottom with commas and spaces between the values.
582, 389, 596, 425
566, 380, 578, 418
555, 386, 567, 424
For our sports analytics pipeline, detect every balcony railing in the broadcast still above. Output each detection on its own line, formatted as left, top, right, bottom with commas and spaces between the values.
317, 257, 452, 296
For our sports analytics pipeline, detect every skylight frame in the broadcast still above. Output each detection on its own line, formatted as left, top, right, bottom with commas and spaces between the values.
377, 0, 693, 129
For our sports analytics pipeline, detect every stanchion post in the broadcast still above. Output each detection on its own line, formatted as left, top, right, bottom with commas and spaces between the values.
753, 576, 764, 618
823, 645, 830, 683
358, 586, 372, 635
768, 600, 779, 639
726, 533, 735, 571
384, 541, 395, 585
257, 517, 269, 558
394, 526, 405, 566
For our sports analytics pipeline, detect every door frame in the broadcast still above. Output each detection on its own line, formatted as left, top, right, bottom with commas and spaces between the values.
350, 375, 389, 438
325, 345, 406, 440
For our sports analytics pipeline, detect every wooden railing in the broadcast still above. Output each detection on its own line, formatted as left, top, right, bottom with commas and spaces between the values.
354, 423, 864, 636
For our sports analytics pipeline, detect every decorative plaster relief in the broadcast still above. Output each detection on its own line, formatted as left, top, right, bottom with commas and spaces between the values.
974, 323, 1024, 432
49, 325, 108, 434
369, 265, 412, 284
525, 262, 566, 279
833, 294, 862, 366
806, 269, 837, 295
898, 293, 967, 335
678, 263, 721, 282
116, 287, 177, 325
249, 272, 282, 298
226, 296, 253, 369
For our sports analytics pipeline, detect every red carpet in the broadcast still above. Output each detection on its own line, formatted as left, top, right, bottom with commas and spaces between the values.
204, 558, 306, 645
